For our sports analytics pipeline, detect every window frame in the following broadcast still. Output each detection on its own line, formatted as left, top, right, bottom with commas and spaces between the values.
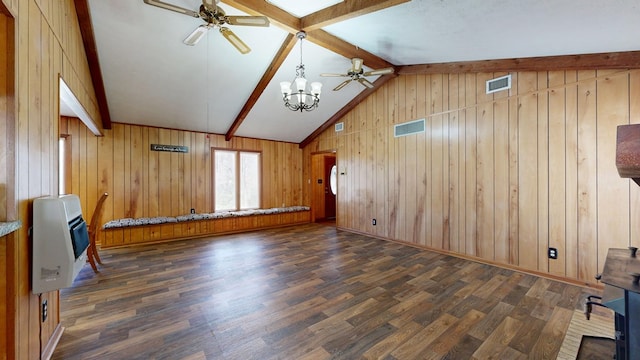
212, 148, 262, 212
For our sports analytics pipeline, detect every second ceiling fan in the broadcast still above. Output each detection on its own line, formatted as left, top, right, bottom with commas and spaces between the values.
143, 0, 270, 54
321, 58, 394, 91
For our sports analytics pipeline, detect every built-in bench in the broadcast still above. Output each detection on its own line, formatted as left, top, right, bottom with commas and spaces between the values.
99, 206, 311, 248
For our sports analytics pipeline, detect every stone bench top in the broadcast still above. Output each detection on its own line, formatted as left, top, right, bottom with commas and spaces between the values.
103, 206, 310, 229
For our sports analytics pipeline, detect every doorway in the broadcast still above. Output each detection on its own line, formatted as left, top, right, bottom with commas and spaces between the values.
311, 152, 336, 222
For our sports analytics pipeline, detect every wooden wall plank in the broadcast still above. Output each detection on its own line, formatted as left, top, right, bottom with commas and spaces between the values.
508, 73, 519, 266
548, 71, 567, 276
476, 73, 494, 260
564, 71, 579, 279
595, 71, 630, 271
464, 74, 477, 257
387, 78, 399, 240
129, 125, 143, 218
414, 75, 427, 245
446, 75, 458, 252
576, 71, 598, 283
148, 127, 160, 217
517, 73, 539, 271
112, 124, 125, 219
374, 89, 387, 238
493, 93, 510, 264
537, 72, 550, 273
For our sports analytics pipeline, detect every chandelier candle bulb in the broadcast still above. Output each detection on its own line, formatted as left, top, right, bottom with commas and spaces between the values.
295, 77, 307, 91
311, 82, 322, 96
280, 82, 291, 96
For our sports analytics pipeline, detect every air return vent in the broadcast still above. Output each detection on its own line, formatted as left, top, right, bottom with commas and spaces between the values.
486, 74, 511, 94
394, 118, 425, 138
335, 122, 344, 132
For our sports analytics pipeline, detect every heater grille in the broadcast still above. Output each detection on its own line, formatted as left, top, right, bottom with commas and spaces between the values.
486, 74, 511, 94
394, 118, 425, 137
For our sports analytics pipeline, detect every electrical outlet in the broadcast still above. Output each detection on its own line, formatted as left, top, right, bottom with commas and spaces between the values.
190, 208, 195, 214
372, 219, 376, 226
548, 247, 558, 259
42, 299, 48, 322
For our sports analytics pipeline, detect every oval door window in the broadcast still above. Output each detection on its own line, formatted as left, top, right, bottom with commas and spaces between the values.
329, 165, 337, 195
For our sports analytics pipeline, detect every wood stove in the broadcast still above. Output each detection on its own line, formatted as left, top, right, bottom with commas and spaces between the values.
587, 124, 640, 359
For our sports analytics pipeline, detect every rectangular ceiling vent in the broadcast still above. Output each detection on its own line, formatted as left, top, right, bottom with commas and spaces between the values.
335, 122, 344, 132
394, 118, 425, 138
486, 74, 512, 94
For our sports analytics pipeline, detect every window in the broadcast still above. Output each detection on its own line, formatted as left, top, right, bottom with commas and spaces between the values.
59, 135, 71, 195
59, 137, 66, 194
213, 149, 261, 211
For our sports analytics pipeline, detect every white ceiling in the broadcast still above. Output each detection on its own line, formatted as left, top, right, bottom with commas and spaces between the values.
83, 0, 640, 144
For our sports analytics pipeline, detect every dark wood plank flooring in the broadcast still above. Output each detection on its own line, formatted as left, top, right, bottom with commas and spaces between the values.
53, 223, 602, 359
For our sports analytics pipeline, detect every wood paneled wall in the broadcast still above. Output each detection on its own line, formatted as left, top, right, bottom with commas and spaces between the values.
304, 69, 640, 287
62, 120, 305, 228
1, 0, 103, 358
0, 7, 15, 222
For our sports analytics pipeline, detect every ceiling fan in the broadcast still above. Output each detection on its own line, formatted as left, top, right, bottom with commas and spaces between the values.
142, 0, 270, 54
321, 58, 394, 91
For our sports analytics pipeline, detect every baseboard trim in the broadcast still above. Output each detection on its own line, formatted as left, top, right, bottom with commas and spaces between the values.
41, 323, 64, 360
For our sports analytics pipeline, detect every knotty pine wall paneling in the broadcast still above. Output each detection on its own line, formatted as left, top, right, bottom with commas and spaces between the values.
4, 0, 104, 358
63, 121, 305, 241
303, 69, 640, 287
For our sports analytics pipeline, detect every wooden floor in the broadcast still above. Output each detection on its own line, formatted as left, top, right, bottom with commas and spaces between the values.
53, 223, 603, 360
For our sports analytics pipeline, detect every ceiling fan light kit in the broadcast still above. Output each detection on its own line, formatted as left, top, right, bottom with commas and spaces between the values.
143, 0, 269, 53
280, 31, 322, 112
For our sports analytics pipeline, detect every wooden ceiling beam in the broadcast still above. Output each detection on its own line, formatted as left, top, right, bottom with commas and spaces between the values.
74, 0, 112, 129
223, 0, 300, 34
305, 30, 395, 73
225, 33, 297, 141
299, 74, 397, 148
398, 50, 640, 74
301, 0, 410, 32
226, 0, 395, 70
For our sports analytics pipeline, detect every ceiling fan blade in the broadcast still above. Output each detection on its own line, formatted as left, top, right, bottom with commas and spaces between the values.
225, 15, 270, 27
320, 73, 349, 77
357, 78, 375, 89
351, 58, 364, 73
333, 80, 352, 91
363, 67, 395, 76
183, 25, 209, 46
220, 27, 251, 54
143, 0, 199, 18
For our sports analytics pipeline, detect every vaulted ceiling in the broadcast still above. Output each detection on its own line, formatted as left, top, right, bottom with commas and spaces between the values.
75, 0, 640, 146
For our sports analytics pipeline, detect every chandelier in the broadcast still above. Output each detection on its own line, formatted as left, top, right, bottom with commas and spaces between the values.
280, 31, 322, 112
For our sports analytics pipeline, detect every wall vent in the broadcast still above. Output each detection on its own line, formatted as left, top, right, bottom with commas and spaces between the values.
486, 74, 511, 94
334, 122, 344, 132
394, 118, 425, 138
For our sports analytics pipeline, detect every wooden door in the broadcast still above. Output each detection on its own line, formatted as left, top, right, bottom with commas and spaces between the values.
324, 156, 336, 219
